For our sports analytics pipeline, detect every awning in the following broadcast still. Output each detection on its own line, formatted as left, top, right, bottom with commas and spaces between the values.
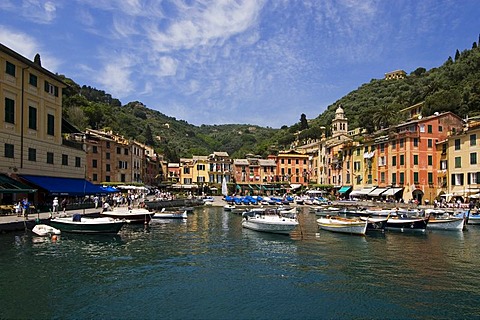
368, 187, 389, 197
338, 186, 352, 194
290, 184, 302, 190
20, 175, 106, 196
382, 187, 404, 196
0, 174, 36, 193
349, 188, 374, 197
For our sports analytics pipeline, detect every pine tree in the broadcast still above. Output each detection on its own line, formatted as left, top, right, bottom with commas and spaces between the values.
455, 49, 460, 61
299, 113, 309, 130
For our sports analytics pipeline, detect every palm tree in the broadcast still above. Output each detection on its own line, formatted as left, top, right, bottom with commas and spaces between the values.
373, 104, 398, 130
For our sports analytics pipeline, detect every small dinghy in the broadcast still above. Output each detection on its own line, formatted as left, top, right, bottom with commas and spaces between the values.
32, 224, 61, 237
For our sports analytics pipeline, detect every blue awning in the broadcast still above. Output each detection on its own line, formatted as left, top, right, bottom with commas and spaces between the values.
338, 186, 352, 194
20, 175, 109, 196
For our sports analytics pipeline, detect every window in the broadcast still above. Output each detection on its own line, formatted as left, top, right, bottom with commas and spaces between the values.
455, 156, 462, 168
427, 125, 433, 133
92, 146, 98, 153
428, 155, 433, 166
5, 61, 15, 76
106, 142, 110, 148
399, 139, 404, 148
471, 134, 477, 146
124, 148, 129, 155
380, 143, 385, 152
295, 159, 299, 165
93, 174, 98, 181
414, 172, 419, 184
452, 173, 464, 186
92, 159, 97, 168
197, 164, 205, 171
29, 73, 37, 87
428, 139, 433, 148
5, 98, 15, 123
106, 152, 110, 160
117, 147, 121, 154
413, 138, 418, 147
391, 140, 396, 149
106, 164, 111, 172
413, 155, 418, 165
105, 176, 110, 182
392, 173, 397, 185
4, 143, 14, 158
28, 106, 37, 130
354, 161, 361, 171
47, 152, 54, 164
281, 159, 284, 164
439, 125, 443, 132
455, 139, 461, 150
62, 154, 68, 166
44, 81, 59, 96
288, 159, 291, 164
379, 156, 386, 166
399, 172, 405, 184
380, 172, 385, 183
440, 160, 448, 170
28, 148, 36, 161
428, 172, 433, 184
356, 148, 360, 156
400, 155, 405, 166
183, 167, 190, 174
468, 172, 480, 185
121, 174, 126, 183
392, 156, 397, 166
419, 124, 425, 133
471, 153, 477, 165
47, 114, 54, 136
75, 157, 81, 168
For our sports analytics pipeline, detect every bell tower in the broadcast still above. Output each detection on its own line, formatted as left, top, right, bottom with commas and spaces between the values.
331, 106, 348, 137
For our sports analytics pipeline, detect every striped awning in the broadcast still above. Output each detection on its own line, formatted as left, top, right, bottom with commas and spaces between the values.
368, 187, 389, 197
338, 186, 352, 194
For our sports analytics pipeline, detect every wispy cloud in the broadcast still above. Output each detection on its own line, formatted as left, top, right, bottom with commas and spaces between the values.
0, 25, 62, 71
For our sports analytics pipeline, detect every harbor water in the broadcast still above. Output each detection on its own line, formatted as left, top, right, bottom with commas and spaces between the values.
1, 206, 480, 319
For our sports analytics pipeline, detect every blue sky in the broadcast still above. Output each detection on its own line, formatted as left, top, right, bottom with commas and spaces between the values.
1, 1, 479, 128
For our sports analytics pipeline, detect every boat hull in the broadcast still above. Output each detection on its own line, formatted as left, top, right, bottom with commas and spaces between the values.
386, 217, 428, 231
428, 218, 465, 230
32, 224, 61, 236
242, 215, 298, 234
49, 217, 125, 234
316, 217, 367, 235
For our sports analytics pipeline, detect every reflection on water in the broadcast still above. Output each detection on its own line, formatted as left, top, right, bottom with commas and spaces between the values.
1, 206, 480, 319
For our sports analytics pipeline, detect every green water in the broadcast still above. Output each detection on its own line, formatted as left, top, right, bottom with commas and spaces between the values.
1, 207, 479, 319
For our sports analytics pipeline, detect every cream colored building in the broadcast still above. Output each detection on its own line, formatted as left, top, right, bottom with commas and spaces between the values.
447, 120, 480, 200
0, 44, 84, 179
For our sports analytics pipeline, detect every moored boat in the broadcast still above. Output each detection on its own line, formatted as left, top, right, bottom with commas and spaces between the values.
360, 216, 388, 232
32, 224, 61, 237
316, 216, 367, 235
242, 209, 298, 235
101, 207, 153, 224
386, 216, 429, 232
426, 209, 465, 231
153, 208, 187, 219
49, 215, 125, 234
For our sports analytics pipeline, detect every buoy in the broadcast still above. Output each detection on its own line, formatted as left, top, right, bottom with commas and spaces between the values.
51, 235, 58, 241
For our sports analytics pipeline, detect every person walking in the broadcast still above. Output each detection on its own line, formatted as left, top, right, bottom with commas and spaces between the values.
61, 198, 67, 214
21, 198, 30, 219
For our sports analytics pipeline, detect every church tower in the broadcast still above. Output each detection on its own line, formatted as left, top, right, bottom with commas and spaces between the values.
331, 106, 348, 137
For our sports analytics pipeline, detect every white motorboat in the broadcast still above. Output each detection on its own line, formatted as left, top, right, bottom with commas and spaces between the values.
153, 208, 187, 219
242, 209, 298, 235
32, 224, 61, 237
101, 207, 154, 224
49, 215, 125, 234
425, 209, 465, 230
223, 204, 236, 211
316, 216, 367, 235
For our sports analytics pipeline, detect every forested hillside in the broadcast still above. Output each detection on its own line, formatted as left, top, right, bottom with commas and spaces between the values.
60, 36, 480, 162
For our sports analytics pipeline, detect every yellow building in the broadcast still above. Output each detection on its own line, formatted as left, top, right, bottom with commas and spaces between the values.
447, 120, 480, 201
0, 44, 86, 204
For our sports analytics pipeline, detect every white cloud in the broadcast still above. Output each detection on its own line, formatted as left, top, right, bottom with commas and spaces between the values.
0, 25, 62, 72
96, 54, 135, 98
21, 0, 58, 24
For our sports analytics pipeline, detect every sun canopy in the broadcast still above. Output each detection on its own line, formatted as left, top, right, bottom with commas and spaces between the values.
368, 187, 389, 197
338, 186, 352, 194
20, 175, 108, 196
382, 188, 403, 196
0, 174, 36, 193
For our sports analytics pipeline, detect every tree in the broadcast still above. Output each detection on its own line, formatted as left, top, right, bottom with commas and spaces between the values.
299, 113, 309, 130
372, 104, 397, 130
455, 49, 461, 61
145, 124, 155, 146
